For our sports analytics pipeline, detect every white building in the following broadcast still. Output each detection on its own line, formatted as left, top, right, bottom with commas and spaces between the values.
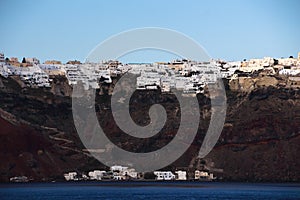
25, 57, 40, 65
194, 170, 215, 181
88, 170, 106, 180
122, 168, 138, 179
278, 58, 298, 66
160, 76, 172, 92
0, 53, 4, 63
110, 165, 128, 172
64, 172, 78, 181
136, 71, 161, 90
175, 170, 187, 180
110, 165, 138, 180
279, 67, 300, 76
0, 64, 10, 77
39, 64, 65, 76
154, 171, 175, 180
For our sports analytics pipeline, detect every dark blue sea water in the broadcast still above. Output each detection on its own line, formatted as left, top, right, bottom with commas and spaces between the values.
0, 182, 299, 200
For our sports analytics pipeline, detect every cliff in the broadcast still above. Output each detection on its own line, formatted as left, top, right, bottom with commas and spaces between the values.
0, 75, 299, 182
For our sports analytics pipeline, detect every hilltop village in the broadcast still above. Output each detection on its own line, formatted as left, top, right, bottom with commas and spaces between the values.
1, 52, 300, 95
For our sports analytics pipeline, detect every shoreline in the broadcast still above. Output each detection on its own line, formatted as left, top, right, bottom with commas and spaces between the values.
1, 181, 300, 188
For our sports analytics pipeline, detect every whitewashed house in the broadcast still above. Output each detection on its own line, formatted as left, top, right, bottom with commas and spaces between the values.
122, 168, 138, 179
0, 53, 4, 63
154, 171, 175, 180
88, 170, 106, 180
0, 64, 10, 77
194, 170, 215, 181
64, 172, 78, 181
110, 165, 138, 180
175, 170, 187, 180
110, 165, 128, 172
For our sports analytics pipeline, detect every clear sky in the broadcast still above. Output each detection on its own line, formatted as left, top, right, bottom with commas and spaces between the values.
0, 0, 299, 63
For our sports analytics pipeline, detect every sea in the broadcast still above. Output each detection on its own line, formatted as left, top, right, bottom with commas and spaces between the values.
0, 182, 299, 200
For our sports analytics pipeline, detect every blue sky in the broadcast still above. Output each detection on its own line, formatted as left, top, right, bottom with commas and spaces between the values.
0, 0, 299, 63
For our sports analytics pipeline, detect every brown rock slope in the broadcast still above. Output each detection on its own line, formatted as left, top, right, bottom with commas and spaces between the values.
205, 87, 300, 182
0, 75, 299, 182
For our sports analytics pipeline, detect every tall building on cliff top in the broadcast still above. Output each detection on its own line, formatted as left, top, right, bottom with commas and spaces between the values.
0, 53, 4, 63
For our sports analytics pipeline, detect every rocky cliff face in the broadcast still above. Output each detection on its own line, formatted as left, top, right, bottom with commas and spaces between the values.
229, 73, 300, 92
206, 87, 300, 181
0, 75, 299, 182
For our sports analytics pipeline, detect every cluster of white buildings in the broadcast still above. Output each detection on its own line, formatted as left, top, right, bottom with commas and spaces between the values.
194, 170, 215, 181
64, 165, 138, 181
64, 165, 215, 181
1, 52, 300, 92
236, 56, 300, 76
153, 170, 215, 181
134, 61, 220, 94
63, 63, 112, 90
0, 64, 51, 87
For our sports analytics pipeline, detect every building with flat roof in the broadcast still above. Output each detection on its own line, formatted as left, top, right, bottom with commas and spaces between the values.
9, 57, 21, 67
0, 53, 4, 63
154, 171, 175, 180
25, 57, 40, 65
44, 60, 62, 65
